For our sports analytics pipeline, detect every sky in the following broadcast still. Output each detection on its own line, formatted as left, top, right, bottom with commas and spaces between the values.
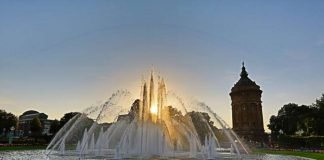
1, 1, 324, 132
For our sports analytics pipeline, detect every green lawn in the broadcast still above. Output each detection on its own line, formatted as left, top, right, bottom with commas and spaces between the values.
253, 149, 324, 160
0, 145, 47, 151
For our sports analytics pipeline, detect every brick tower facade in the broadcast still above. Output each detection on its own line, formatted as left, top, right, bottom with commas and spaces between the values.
230, 63, 265, 142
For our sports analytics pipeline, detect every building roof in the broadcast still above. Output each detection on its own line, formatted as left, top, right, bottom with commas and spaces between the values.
21, 110, 39, 116
19, 110, 48, 121
231, 62, 261, 93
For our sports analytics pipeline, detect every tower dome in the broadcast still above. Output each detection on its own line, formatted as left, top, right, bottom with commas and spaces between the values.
231, 62, 261, 93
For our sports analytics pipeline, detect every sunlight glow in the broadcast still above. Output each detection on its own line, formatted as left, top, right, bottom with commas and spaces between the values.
150, 104, 158, 115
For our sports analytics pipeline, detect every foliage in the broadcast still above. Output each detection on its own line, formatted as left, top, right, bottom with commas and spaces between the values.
187, 111, 218, 143
42, 112, 81, 137
49, 119, 60, 135
268, 94, 324, 137
312, 94, 324, 135
30, 117, 42, 134
163, 106, 219, 144
166, 105, 183, 121
277, 135, 324, 149
30, 116, 42, 142
59, 112, 80, 128
0, 110, 18, 134
64, 115, 94, 144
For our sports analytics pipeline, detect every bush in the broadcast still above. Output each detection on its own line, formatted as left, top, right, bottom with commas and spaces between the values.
277, 135, 324, 149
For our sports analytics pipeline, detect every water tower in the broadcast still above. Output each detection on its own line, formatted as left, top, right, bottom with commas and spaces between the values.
230, 63, 265, 142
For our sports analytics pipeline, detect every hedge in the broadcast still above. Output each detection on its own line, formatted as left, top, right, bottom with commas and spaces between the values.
277, 135, 324, 149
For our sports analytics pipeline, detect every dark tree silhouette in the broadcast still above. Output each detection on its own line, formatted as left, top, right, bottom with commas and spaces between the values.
166, 105, 183, 121
268, 94, 324, 136
49, 119, 60, 135
187, 111, 218, 143
0, 110, 17, 135
30, 116, 42, 142
59, 112, 80, 128
313, 94, 324, 135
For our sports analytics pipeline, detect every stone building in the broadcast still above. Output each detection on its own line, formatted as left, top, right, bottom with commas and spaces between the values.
18, 110, 53, 136
230, 63, 265, 142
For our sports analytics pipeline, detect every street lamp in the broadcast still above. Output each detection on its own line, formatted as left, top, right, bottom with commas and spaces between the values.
8, 126, 15, 145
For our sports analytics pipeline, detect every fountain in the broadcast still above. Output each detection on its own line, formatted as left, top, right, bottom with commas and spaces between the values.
46, 72, 250, 159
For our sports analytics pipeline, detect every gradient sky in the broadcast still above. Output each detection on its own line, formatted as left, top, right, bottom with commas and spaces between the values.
1, 1, 324, 131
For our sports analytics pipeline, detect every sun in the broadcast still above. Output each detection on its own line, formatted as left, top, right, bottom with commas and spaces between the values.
150, 104, 158, 115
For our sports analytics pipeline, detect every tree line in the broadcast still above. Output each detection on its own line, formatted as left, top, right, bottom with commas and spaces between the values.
268, 94, 324, 136
0, 110, 79, 137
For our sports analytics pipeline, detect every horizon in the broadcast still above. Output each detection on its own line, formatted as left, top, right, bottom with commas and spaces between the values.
1, 1, 324, 133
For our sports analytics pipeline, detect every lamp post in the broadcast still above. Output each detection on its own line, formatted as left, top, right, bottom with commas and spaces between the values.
268, 134, 272, 148
8, 126, 15, 145
2, 128, 6, 136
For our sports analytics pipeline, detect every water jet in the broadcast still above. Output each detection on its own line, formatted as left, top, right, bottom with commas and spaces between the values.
46, 72, 249, 159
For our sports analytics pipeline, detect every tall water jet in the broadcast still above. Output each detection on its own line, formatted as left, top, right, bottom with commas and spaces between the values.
149, 72, 156, 122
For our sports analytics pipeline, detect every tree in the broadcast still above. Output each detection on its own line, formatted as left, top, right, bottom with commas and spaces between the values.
166, 105, 183, 121
268, 94, 324, 137
277, 103, 299, 135
268, 115, 280, 137
312, 94, 324, 135
165, 106, 219, 145
30, 116, 42, 142
187, 111, 218, 143
49, 119, 60, 135
0, 110, 18, 135
30, 117, 42, 133
59, 112, 80, 128
314, 94, 324, 110
268, 103, 315, 136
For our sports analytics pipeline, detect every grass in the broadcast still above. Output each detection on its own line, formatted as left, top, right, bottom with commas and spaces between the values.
253, 148, 324, 160
0, 145, 47, 151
